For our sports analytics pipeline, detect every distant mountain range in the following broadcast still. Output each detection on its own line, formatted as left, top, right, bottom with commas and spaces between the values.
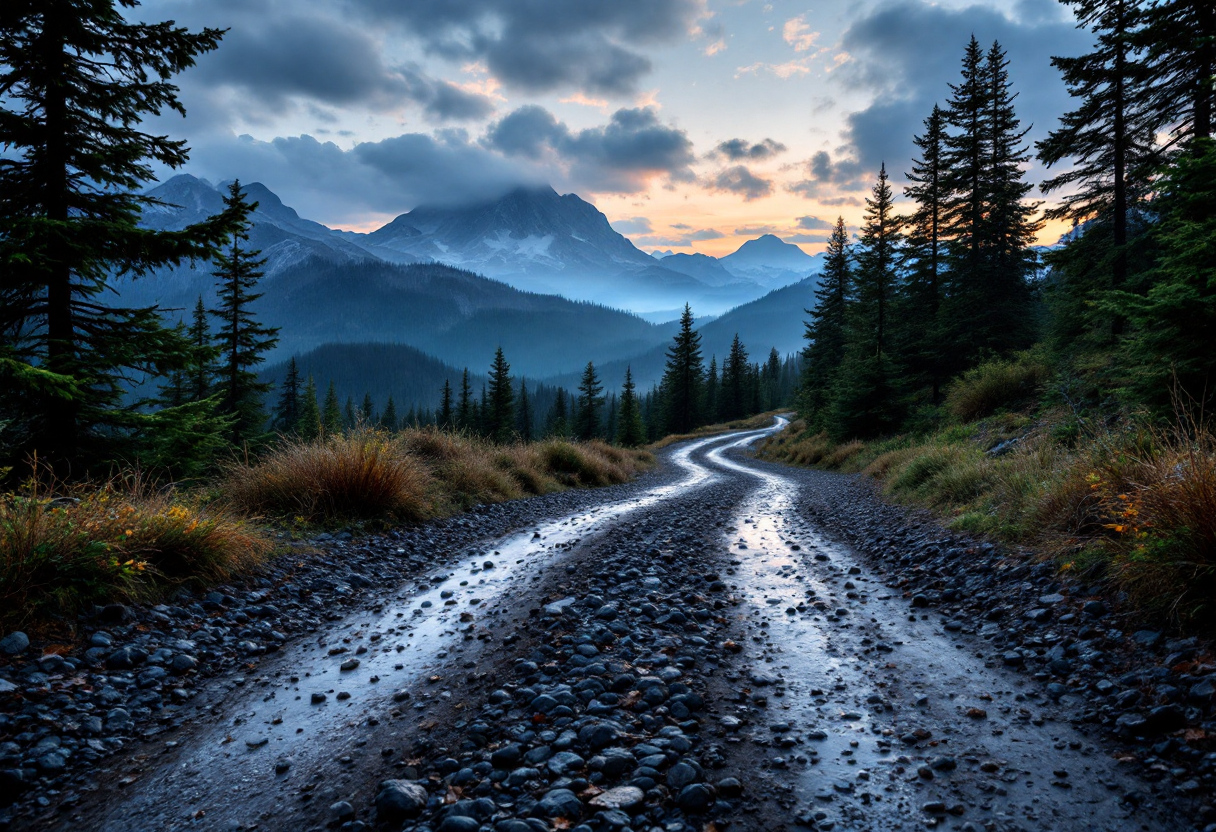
115, 175, 823, 399
135, 176, 822, 316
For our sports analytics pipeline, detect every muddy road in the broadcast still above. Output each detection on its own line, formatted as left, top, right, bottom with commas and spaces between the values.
19, 419, 1199, 831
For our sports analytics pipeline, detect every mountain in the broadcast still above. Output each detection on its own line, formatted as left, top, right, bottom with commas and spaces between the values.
720, 234, 824, 289
655, 253, 742, 287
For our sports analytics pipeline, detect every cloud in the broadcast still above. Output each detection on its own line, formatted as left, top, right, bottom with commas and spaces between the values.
484, 105, 696, 192
782, 16, 819, 52
704, 38, 728, 56
733, 224, 780, 236
795, 215, 833, 230
611, 217, 654, 235
735, 59, 811, 79
709, 165, 773, 200
186, 14, 494, 122
184, 131, 540, 222
714, 138, 787, 161
351, 0, 707, 96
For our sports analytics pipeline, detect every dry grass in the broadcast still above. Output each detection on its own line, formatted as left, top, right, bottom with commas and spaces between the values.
945, 351, 1049, 421
226, 427, 654, 523
1, 473, 271, 628
649, 411, 784, 450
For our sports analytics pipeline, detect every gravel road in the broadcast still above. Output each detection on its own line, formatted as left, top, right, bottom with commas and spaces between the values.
3, 418, 1210, 832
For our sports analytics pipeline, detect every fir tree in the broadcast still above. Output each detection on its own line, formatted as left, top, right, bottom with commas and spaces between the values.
457, 369, 473, 432
615, 367, 647, 447
343, 397, 357, 430
187, 296, 217, 402
439, 379, 454, 430
763, 348, 782, 410
799, 217, 852, 429
548, 388, 570, 437
360, 392, 375, 426
705, 357, 719, 422
517, 379, 533, 443
0, 0, 243, 471
157, 321, 190, 409
405, 405, 416, 427
381, 396, 398, 430
605, 393, 618, 442
899, 106, 949, 402
660, 304, 705, 433
721, 334, 751, 421
210, 181, 279, 446
298, 376, 321, 441
323, 383, 343, 437
829, 165, 904, 438
486, 347, 516, 444
273, 357, 301, 434
1139, 0, 1216, 147
575, 362, 603, 441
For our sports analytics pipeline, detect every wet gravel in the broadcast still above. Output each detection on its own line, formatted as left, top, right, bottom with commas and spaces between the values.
2, 420, 1211, 832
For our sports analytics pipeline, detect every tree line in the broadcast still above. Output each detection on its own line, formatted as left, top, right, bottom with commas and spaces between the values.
799, 2, 1216, 438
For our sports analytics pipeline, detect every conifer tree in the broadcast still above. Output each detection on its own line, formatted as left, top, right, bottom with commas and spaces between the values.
721, 334, 751, 421
829, 166, 904, 438
360, 392, 375, 426
705, 357, 719, 422
605, 393, 618, 442
763, 348, 782, 409
899, 106, 949, 402
381, 396, 398, 430
660, 304, 705, 433
298, 376, 321, 441
0, 0, 244, 470
457, 369, 473, 432
439, 379, 454, 430
575, 362, 604, 441
343, 397, 357, 430
799, 217, 852, 428
485, 347, 516, 444
273, 357, 301, 433
615, 367, 647, 447
157, 321, 190, 409
323, 383, 343, 437
549, 388, 570, 437
1139, 0, 1216, 147
210, 181, 279, 446
187, 296, 217, 402
517, 379, 533, 442
478, 384, 488, 436
405, 405, 416, 427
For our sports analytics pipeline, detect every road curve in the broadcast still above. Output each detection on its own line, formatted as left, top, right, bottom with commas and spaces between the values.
32, 417, 1190, 832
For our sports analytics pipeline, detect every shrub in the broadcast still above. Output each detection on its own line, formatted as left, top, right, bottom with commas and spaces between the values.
224, 430, 432, 523
1, 474, 270, 626
945, 352, 1049, 421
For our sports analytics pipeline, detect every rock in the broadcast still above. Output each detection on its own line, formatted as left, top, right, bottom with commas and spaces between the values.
311, 692, 327, 704
1083, 600, 1107, 617
340, 658, 360, 672
490, 744, 523, 769
1132, 630, 1162, 648
330, 800, 355, 821
546, 751, 585, 776
666, 762, 700, 789
170, 654, 198, 674
536, 788, 582, 819
0, 632, 29, 656
436, 817, 480, 832
375, 779, 428, 822
590, 785, 644, 813
717, 777, 743, 798
1145, 704, 1187, 733
676, 783, 714, 813
910, 594, 930, 608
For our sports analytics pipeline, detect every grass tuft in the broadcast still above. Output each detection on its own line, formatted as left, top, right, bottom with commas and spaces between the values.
945, 351, 1049, 421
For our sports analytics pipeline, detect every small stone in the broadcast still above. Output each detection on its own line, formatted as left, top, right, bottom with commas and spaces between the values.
311, 692, 327, 704
340, 658, 360, 672
589, 785, 644, 813
0, 632, 29, 656
375, 779, 428, 821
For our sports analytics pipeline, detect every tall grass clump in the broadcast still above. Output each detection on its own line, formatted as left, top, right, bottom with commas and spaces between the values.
224, 429, 433, 523
945, 351, 1049, 421
1, 473, 270, 627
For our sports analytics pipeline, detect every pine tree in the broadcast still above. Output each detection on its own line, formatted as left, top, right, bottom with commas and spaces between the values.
157, 321, 190, 409
763, 348, 782, 410
799, 217, 852, 428
517, 379, 533, 443
273, 357, 301, 433
1139, 0, 1216, 147
298, 376, 321, 441
439, 379, 454, 430
405, 405, 417, 428
323, 382, 343, 437
381, 396, 398, 430
705, 357, 719, 422
575, 362, 604, 441
485, 347, 516, 443
615, 367, 647, 447
660, 304, 705, 433
210, 181, 279, 446
343, 397, 357, 430
605, 393, 618, 442
899, 106, 949, 402
549, 388, 570, 437
360, 392, 375, 426
828, 166, 904, 438
457, 369, 473, 432
0, 0, 243, 471
187, 296, 217, 402
721, 334, 751, 421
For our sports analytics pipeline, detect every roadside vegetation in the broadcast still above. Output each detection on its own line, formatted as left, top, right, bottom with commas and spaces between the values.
764, 354, 1216, 631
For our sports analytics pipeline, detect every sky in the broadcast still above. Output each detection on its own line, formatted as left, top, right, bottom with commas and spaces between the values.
143, 0, 1092, 257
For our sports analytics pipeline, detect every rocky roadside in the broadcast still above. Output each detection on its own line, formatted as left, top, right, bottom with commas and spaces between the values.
750, 452, 1216, 831
0, 466, 676, 830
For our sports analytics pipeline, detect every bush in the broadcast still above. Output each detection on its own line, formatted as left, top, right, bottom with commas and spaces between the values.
224, 430, 432, 523
1, 474, 270, 626
945, 352, 1049, 421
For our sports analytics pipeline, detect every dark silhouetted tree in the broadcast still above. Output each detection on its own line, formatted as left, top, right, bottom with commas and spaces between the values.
661, 304, 704, 433
616, 367, 647, 447
486, 347, 515, 444
575, 362, 603, 441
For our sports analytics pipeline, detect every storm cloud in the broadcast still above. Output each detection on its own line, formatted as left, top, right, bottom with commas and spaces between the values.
709, 165, 774, 201
484, 106, 696, 192
714, 138, 787, 161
